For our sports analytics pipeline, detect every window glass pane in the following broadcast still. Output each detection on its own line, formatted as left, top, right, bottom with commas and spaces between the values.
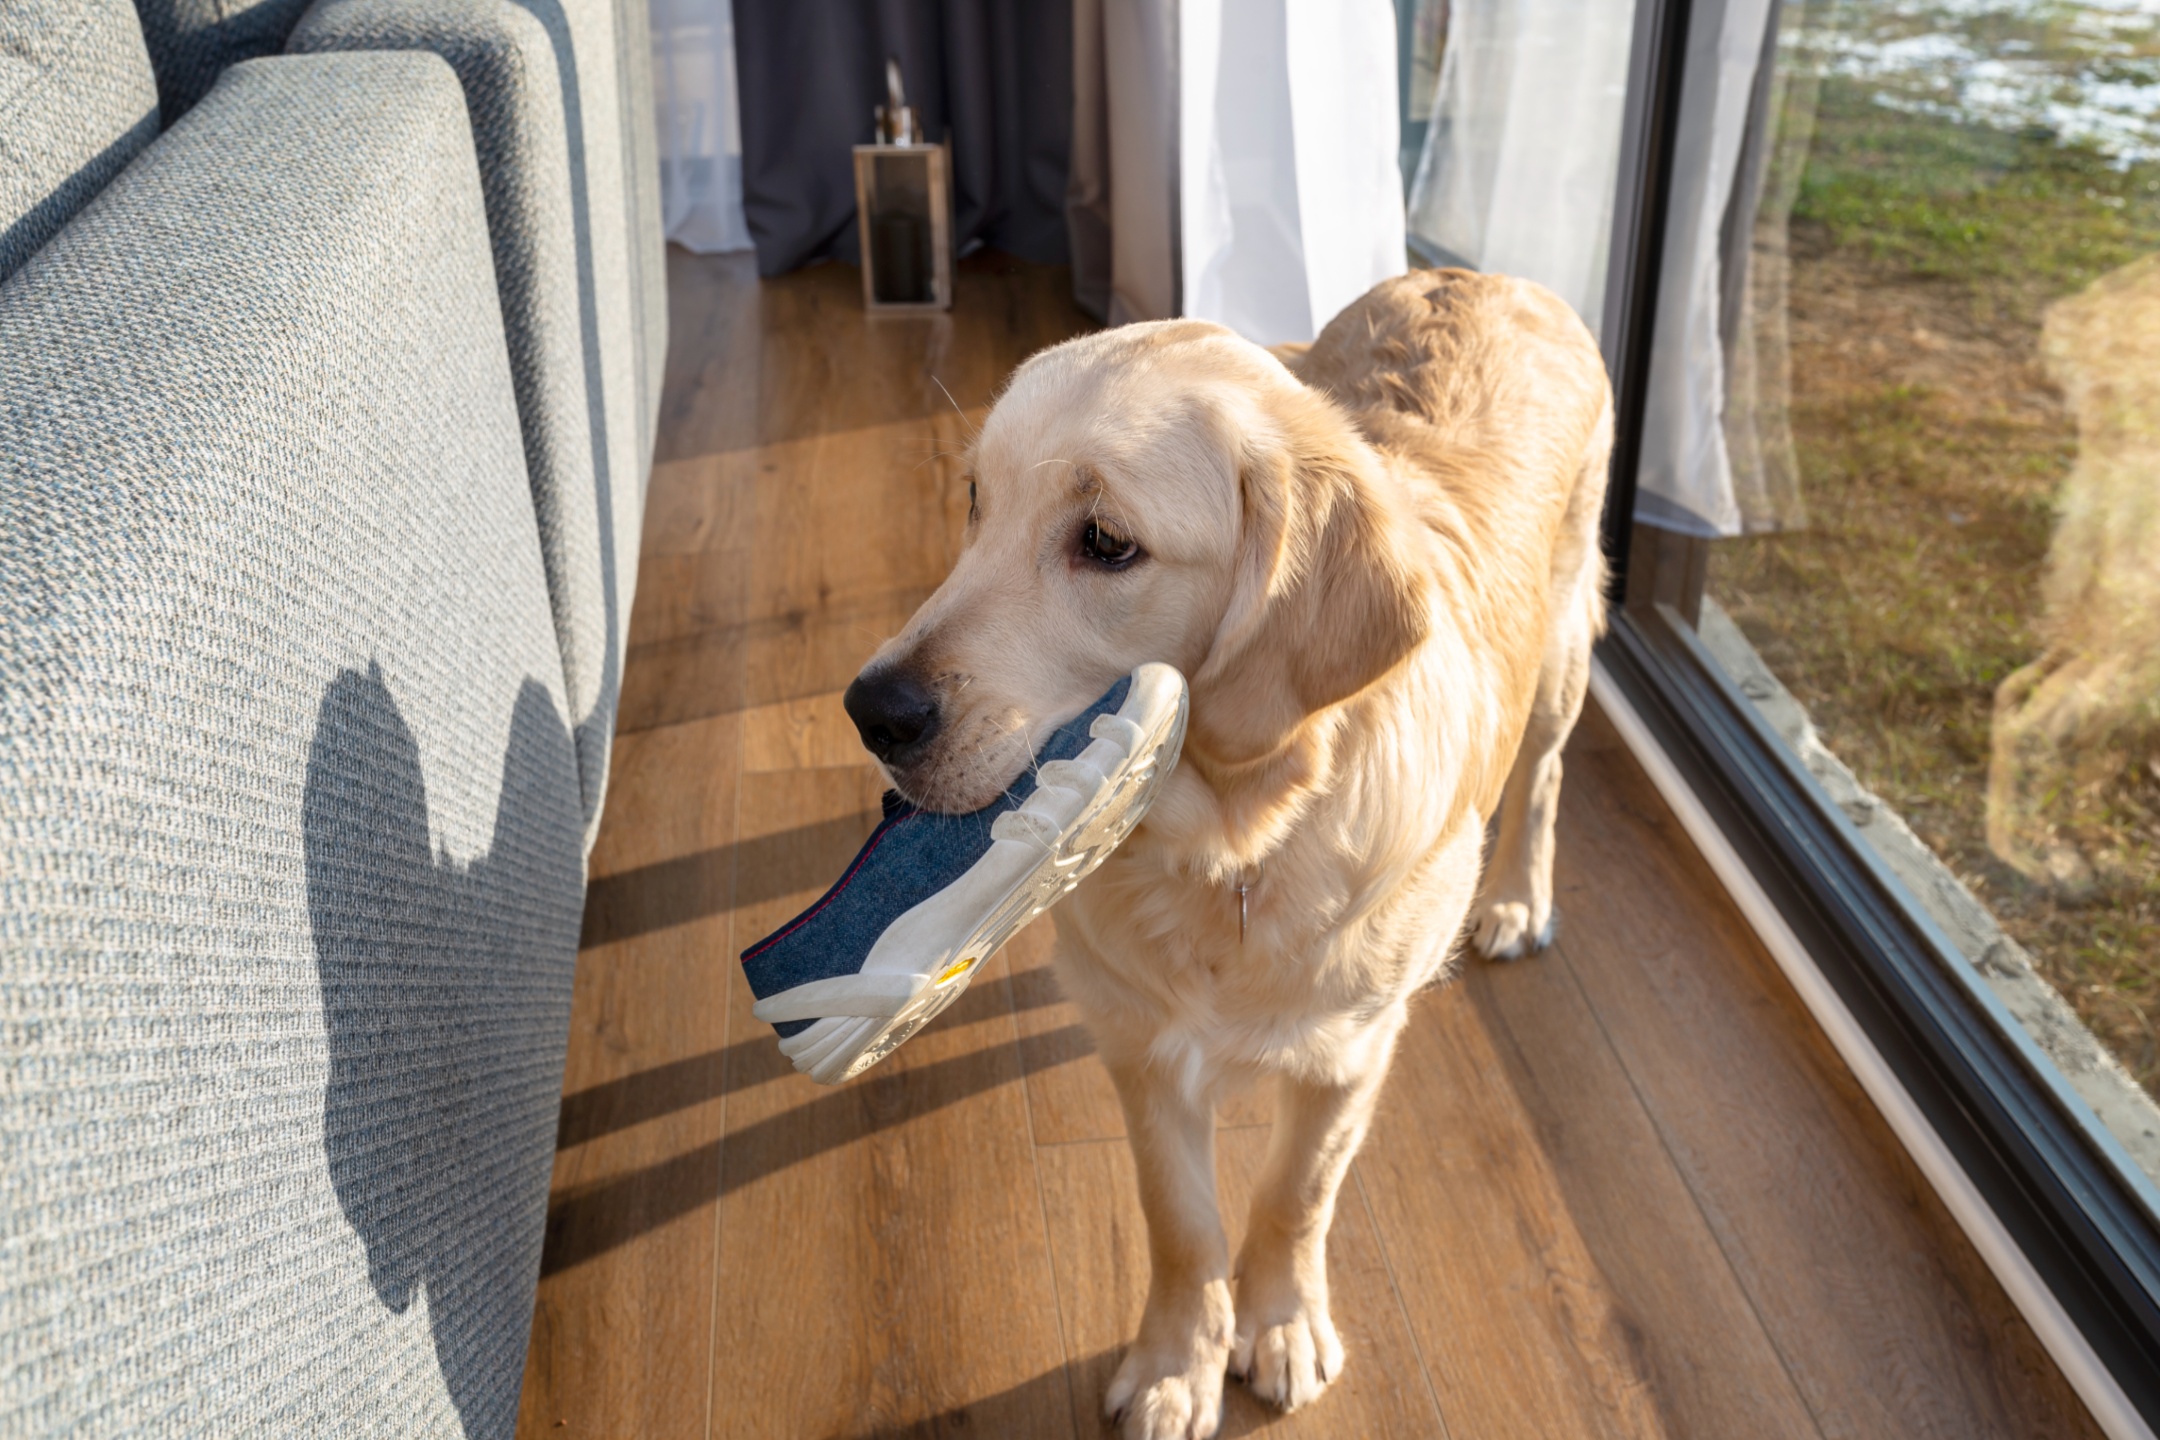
1404, 0, 1641, 335
1640, 0, 2160, 1190
1396, 0, 1453, 191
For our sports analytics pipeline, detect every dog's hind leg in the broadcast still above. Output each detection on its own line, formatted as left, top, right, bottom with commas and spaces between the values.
1101, 1045, 1235, 1440
1230, 1020, 1400, 1411
1474, 407, 1610, 961
1472, 624, 1591, 959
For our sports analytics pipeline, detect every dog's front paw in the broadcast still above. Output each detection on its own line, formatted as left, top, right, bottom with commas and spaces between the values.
1472, 899, 1554, 961
1105, 1319, 1230, 1440
1232, 1252, 1345, 1415
1232, 1304, 1344, 1412
1105, 1286, 1226, 1440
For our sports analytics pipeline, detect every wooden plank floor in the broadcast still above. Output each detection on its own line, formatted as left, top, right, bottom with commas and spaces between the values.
515, 250, 2103, 1439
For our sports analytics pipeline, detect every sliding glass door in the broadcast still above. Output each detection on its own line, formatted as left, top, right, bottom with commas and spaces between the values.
1595, 0, 2160, 1424
1712, 0, 2160, 1179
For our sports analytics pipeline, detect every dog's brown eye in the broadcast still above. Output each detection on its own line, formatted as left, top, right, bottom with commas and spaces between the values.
1081, 519, 1140, 568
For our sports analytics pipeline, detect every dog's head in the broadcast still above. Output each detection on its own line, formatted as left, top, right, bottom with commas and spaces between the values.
846, 320, 1429, 813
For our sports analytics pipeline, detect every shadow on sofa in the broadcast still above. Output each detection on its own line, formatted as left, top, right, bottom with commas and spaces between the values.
304, 664, 582, 1436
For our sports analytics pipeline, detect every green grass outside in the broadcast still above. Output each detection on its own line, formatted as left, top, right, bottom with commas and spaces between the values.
1708, 73, 2160, 1093
1795, 72, 2160, 320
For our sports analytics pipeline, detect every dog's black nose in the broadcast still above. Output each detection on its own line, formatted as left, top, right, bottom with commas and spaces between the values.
844, 668, 942, 767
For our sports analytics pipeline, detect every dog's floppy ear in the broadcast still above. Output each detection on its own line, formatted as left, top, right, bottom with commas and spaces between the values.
1192, 402, 1429, 762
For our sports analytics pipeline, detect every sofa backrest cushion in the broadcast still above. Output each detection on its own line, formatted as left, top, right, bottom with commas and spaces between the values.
1, 50, 583, 1435
617, 0, 666, 473
130, 0, 309, 119
291, 0, 666, 846
0, 0, 157, 284
508, 0, 661, 830
292, 0, 630, 852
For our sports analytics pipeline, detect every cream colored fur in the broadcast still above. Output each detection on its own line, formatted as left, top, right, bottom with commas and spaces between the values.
856, 270, 1612, 1439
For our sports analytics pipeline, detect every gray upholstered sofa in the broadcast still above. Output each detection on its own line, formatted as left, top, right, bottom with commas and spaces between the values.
0, 0, 663, 1431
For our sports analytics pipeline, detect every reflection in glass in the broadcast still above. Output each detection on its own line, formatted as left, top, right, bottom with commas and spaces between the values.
1992, 256, 2160, 902
1396, 0, 1452, 188
1652, 0, 2160, 1182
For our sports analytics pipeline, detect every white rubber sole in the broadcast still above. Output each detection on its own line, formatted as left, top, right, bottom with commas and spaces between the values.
750, 663, 1189, 1084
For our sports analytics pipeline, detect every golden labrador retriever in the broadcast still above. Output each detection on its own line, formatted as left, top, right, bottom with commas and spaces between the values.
845, 269, 1611, 1439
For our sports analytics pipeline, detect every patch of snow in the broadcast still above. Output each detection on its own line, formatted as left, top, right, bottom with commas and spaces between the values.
1805, 0, 2160, 165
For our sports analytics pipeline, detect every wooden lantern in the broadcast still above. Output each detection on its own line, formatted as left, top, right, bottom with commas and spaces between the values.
853, 141, 951, 314
853, 61, 950, 314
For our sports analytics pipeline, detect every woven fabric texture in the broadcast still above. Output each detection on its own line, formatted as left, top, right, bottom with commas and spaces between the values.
512, 0, 650, 841
534, 0, 664, 809
291, 0, 623, 851
0, 51, 583, 1437
0, 0, 157, 285
617, 0, 667, 478
130, 0, 311, 118
289, 0, 658, 845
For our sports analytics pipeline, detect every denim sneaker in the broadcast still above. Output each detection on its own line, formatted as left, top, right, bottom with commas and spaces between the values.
741, 662, 1189, 1084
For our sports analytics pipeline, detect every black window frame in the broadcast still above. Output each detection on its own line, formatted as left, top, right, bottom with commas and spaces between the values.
1593, 0, 2160, 1423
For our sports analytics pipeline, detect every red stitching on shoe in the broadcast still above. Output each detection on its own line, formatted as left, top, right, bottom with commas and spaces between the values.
740, 811, 914, 961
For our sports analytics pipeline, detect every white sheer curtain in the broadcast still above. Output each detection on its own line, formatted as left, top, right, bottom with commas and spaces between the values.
1409, 0, 1792, 537
649, 0, 753, 254
1180, 0, 1406, 346
1635, 0, 1779, 537
1404, 0, 1636, 334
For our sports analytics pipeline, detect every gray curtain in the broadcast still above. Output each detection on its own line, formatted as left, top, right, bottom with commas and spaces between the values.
733, 0, 1072, 276
1065, 0, 1177, 325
